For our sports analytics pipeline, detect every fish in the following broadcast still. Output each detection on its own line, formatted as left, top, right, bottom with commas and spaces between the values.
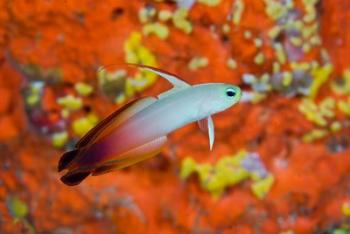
58, 65, 242, 186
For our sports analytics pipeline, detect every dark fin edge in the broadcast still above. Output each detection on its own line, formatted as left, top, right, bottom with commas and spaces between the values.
60, 170, 91, 186
92, 164, 117, 176
58, 149, 80, 172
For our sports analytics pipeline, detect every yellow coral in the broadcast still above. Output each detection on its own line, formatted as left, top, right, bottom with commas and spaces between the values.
26, 83, 42, 106
264, 0, 288, 20
342, 202, 350, 217
290, 36, 303, 47
52, 131, 68, 148
6, 197, 29, 222
330, 121, 342, 133
75, 82, 93, 96
158, 10, 172, 21
180, 157, 197, 179
26, 94, 40, 106
290, 62, 311, 71
57, 95, 82, 111
142, 23, 169, 40
227, 58, 237, 69
282, 72, 293, 87
122, 32, 158, 99
254, 52, 265, 65
338, 100, 350, 116
299, 99, 327, 126
124, 32, 157, 65
251, 92, 267, 104
274, 43, 286, 64
309, 63, 333, 99
232, 0, 244, 25
331, 70, 350, 95
302, 129, 328, 142
254, 38, 263, 48
268, 25, 283, 39
172, 8, 192, 34
138, 7, 156, 24
180, 150, 273, 199
298, 98, 335, 128
222, 24, 231, 33
188, 56, 209, 70
251, 174, 274, 199
198, 0, 222, 7
72, 114, 98, 137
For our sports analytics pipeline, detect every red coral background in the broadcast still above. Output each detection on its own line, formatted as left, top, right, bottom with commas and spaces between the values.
0, 0, 350, 233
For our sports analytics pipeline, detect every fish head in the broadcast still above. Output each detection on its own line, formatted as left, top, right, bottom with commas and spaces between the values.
201, 83, 242, 115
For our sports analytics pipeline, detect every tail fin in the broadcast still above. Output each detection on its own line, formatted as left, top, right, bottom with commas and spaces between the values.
58, 149, 80, 172
60, 170, 91, 186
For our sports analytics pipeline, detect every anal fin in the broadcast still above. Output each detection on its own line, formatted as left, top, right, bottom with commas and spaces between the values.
60, 170, 91, 186
92, 136, 167, 176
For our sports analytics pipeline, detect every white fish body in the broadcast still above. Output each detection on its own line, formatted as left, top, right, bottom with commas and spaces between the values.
58, 65, 241, 185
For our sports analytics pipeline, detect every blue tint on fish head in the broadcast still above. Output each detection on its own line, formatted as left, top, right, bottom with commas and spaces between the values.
196, 83, 242, 117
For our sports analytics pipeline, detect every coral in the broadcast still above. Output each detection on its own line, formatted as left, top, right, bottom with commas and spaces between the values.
188, 56, 209, 71
331, 70, 350, 95
74, 82, 93, 97
180, 150, 274, 199
57, 95, 83, 111
172, 8, 193, 34
142, 22, 169, 40
72, 114, 99, 137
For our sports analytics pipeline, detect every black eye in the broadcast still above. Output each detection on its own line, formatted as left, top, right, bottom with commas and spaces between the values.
226, 88, 236, 97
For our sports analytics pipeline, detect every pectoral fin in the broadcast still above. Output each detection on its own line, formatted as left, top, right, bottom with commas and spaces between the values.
197, 116, 215, 151
92, 136, 167, 176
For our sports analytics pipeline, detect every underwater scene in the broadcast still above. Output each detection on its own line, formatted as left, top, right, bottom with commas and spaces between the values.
1, 0, 350, 233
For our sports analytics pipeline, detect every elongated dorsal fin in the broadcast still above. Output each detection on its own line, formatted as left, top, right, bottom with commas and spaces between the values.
133, 64, 190, 88
197, 116, 215, 151
129, 64, 191, 99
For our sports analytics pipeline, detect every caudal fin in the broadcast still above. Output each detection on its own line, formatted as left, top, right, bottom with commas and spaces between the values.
60, 170, 91, 186
58, 149, 80, 172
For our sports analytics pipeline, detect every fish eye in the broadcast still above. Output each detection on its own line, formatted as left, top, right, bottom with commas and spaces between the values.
226, 88, 236, 98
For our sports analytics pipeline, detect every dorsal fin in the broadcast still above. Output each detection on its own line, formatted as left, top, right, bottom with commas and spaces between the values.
128, 64, 191, 99
75, 97, 157, 148
129, 64, 190, 88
